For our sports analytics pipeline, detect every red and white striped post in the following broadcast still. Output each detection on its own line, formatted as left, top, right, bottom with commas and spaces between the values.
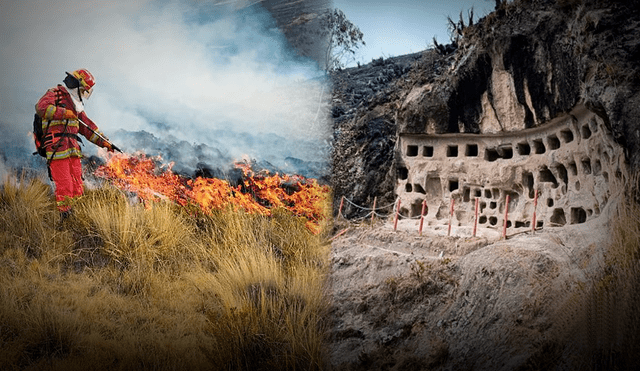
418, 199, 427, 236
370, 196, 377, 227
338, 196, 344, 218
531, 189, 538, 233
473, 197, 479, 237
502, 194, 510, 239
393, 198, 401, 232
447, 198, 455, 237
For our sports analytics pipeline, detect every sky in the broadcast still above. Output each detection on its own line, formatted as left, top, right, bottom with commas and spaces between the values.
332, 0, 496, 66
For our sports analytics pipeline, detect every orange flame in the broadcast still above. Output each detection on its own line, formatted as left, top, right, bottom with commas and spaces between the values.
94, 153, 329, 234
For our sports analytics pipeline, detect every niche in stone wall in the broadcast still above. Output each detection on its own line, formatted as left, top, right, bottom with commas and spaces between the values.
517, 142, 531, 156
581, 124, 592, 139
539, 166, 558, 188
423, 146, 434, 157
523, 172, 534, 198
463, 187, 471, 202
553, 163, 568, 186
581, 158, 592, 175
550, 208, 566, 226
533, 139, 546, 154
449, 179, 459, 192
547, 134, 560, 150
499, 145, 513, 159
571, 207, 587, 224
398, 167, 408, 180
559, 128, 574, 143
466, 144, 478, 157
407, 145, 418, 157
568, 161, 577, 176
485, 148, 499, 162
593, 159, 602, 176
447, 145, 459, 157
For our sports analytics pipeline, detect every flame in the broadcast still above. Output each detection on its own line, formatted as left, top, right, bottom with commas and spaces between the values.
94, 153, 329, 234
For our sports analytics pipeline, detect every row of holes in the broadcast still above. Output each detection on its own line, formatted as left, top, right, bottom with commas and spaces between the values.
400, 156, 609, 194
429, 205, 589, 227
405, 123, 595, 159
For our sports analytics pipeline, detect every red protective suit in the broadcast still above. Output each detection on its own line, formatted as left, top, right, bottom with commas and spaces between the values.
35, 85, 111, 211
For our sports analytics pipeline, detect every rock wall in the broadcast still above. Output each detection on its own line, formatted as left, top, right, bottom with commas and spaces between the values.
397, 105, 627, 232
331, 0, 640, 219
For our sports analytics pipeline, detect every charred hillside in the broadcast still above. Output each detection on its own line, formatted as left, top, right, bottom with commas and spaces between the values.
330, 0, 640, 217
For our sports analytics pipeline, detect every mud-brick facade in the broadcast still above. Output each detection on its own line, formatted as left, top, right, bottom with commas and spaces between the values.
396, 105, 627, 231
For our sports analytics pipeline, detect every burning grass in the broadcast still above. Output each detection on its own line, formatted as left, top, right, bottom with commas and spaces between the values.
94, 153, 330, 234
0, 172, 331, 370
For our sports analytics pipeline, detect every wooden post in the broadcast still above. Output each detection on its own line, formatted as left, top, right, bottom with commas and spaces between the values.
370, 196, 377, 227
418, 199, 427, 236
393, 199, 401, 232
473, 197, 479, 237
531, 189, 538, 233
338, 196, 344, 218
502, 194, 510, 239
448, 198, 454, 237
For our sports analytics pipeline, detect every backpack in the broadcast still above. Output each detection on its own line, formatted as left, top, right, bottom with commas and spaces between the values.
32, 113, 51, 158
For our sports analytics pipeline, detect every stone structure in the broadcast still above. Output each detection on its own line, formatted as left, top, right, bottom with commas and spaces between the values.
396, 105, 627, 231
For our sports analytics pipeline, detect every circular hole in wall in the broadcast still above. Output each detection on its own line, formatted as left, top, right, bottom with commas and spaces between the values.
489, 216, 498, 225
581, 125, 592, 139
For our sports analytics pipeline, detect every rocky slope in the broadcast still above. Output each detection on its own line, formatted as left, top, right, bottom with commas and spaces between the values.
328, 0, 640, 369
328, 202, 619, 370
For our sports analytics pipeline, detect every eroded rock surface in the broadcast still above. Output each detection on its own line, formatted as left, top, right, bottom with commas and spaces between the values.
328, 0, 640, 369
328, 202, 617, 370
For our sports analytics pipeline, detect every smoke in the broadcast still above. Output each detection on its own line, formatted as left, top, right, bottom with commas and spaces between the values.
0, 0, 331, 178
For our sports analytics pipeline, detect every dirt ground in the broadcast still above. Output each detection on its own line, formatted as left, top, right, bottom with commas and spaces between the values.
327, 197, 618, 370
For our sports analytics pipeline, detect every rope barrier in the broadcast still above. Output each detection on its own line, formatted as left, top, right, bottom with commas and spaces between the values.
342, 196, 396, 211
336, 188, 543, 239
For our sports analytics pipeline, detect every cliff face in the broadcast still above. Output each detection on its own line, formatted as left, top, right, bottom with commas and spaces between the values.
331, 0, 640, 217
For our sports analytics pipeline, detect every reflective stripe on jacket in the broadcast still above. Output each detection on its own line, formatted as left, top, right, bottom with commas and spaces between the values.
35, 85, 109, 160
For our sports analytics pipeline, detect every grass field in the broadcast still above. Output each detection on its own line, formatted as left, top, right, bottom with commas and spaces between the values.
0, 174, 332, 370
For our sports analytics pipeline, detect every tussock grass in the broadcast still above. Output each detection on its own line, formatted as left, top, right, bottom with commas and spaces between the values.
0, 174, 331, 370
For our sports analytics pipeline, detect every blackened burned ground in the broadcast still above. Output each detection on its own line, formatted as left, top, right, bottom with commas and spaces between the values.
330, 50, 456, 219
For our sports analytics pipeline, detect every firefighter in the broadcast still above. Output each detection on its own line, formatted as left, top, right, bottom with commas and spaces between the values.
35, 69, 116, 219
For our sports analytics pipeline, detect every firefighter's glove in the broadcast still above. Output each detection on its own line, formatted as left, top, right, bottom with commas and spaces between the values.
63, 109, 76, 120
105, 142, 114, 152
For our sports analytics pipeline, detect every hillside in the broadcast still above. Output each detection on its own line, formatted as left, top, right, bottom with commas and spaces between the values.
331, 0, 640, 216
328, 0, 640, 369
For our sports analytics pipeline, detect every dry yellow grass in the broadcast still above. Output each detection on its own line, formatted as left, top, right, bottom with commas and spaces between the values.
0, 174, 331, 370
